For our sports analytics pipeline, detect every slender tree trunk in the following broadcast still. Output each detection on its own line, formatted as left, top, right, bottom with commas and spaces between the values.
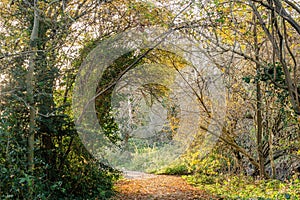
253, 14, 266, 179
266, 101, 276, 178
256, 73, 265, 178
27, 0, 39, 173
269, 129, 276, 178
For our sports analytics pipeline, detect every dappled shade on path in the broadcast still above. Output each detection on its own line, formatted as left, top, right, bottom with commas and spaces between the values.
111, 173, 218, 200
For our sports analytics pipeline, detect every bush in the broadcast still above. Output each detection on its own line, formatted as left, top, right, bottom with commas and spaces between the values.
0, 113, 120, 200
155, 164, 190, 175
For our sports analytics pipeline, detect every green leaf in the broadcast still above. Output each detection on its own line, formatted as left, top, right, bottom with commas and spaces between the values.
242, 76, 251, 83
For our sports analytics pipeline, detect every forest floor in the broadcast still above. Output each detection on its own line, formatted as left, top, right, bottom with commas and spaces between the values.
111, 171, 219, 200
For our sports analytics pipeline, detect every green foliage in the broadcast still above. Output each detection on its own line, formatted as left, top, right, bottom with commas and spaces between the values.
0, 104, 120, 199
0, 36, 119, 200
242, 63, 285, 85
95, 50, 141, 145
184, 174, 300, 199
242, 62, 290, 105
155, 163, 190, 175
184, 148, 229, 176
261, 63, 285, 84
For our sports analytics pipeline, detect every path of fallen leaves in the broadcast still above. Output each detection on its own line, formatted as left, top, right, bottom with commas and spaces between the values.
111, 171, 219, 200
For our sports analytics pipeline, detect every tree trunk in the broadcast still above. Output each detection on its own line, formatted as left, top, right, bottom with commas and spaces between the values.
27, 0, 39, 173
253, 14, 266, 179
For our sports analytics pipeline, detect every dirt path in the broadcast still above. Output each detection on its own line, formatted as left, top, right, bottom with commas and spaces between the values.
111, 171, 218, 200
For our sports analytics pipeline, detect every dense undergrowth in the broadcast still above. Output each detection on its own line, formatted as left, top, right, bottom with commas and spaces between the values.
155, 163, 300, 200
0, 136, 120, 200
184, 174, 300, 200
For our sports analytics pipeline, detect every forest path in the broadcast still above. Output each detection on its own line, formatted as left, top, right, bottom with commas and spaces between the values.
111, 171, 218, 200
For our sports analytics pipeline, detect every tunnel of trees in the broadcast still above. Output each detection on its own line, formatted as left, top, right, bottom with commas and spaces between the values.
0, 0, 299, 199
